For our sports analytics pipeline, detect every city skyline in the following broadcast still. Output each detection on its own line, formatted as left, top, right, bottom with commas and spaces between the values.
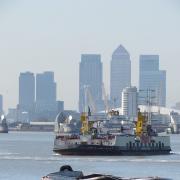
2, 49, 167, 115
0, 0, 180, 111
0, 47, 177, 113
0, 46, 176, 113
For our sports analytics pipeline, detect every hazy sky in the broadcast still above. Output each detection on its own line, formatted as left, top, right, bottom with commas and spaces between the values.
0, 0, 180, 112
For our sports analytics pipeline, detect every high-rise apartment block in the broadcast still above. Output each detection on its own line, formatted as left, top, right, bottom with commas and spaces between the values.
110, 45, 131, 108
122, 86, 138, 118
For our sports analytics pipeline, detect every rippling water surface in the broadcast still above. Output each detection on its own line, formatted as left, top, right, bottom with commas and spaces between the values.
0, 132, 180, 180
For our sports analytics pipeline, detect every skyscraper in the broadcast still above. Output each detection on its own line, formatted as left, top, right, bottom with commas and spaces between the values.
19, 72, 35, 111
139, 55, 166, 107
79, 54, 103, 112
110, 45, 131, 108
36, 71, 57, 112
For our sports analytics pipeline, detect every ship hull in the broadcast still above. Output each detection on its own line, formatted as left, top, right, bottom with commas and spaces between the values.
53, 144, 171, 156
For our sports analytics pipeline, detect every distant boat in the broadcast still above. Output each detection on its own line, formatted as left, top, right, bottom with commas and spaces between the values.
0, 115, 8, 133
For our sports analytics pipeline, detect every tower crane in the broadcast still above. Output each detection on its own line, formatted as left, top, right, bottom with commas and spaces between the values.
102, 83, 109, 114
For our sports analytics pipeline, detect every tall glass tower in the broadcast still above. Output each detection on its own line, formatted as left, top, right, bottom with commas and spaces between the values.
36, 71, 57, 111
79, 54, 103, 112
19, 72, 35, 111
110, 45, 131, 108
139, 55, 166, 107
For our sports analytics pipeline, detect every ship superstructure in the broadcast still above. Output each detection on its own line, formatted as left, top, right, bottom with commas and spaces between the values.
53, 109, 171, 155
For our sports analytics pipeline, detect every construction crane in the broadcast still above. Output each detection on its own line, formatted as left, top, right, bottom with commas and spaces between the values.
102, 83, 109, 114
81, 86, 97, 134
85, 86, 97, 114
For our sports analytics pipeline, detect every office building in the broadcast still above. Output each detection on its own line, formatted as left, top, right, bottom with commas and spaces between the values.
110, 45, 131, 108
19, 72, 35, 112
79, 54, 103, 112
36, 71, 57, 112
139, 55, 166, 107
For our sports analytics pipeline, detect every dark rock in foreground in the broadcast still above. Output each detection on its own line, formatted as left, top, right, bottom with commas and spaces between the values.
41, 165, 171, 180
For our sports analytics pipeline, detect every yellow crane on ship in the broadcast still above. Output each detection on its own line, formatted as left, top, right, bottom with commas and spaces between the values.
80, 86, 96, 135
135, 109, 148, 137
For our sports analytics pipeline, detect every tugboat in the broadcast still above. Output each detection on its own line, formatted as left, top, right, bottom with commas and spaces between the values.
0, 115, 8, 133
53, 109, 171, 156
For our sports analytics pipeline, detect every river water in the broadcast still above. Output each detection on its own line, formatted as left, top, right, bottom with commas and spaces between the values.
0, 132, 180, 180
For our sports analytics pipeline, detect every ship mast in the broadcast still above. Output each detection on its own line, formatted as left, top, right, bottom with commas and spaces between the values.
136, 89, 156, 137
139, 88, 155, 125
81, 85, 96, 135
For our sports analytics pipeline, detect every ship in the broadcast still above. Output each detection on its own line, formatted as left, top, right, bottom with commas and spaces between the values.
53, 109, 171, 156
0, 115, 8, 133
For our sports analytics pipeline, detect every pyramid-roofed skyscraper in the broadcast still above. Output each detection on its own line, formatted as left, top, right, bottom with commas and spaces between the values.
110, 45, 131, 108
112, 45, 130, 57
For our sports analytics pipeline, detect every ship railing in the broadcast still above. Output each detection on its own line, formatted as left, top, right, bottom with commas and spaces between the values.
56, 134, 80, 140
126, 141, 169, 150
92, 134, 115, 140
